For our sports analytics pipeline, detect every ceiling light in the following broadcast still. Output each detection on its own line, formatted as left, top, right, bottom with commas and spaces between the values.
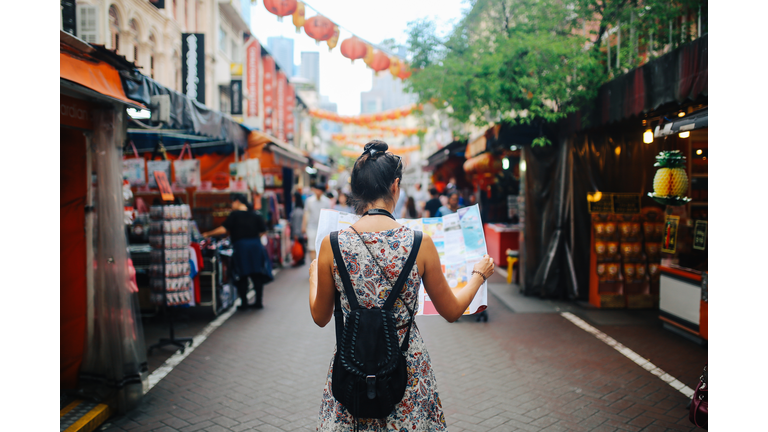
127, 108, 151, 119
696, 149, 703, 155
502, 158, 510, 170
679, 131, 690, 138
678, 111, 686, 117
643, 129, 654, 144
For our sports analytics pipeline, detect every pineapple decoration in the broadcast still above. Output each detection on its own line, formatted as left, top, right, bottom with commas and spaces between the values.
648, 150, 692, 206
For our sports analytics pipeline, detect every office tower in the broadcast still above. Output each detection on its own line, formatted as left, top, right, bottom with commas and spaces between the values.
300, 51, 320, 93
267, 36, 295, 75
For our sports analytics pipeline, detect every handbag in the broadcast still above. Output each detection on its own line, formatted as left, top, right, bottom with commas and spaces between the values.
122, 141, 146, 186
689, 365, 708, 429
173, 143, 201, 188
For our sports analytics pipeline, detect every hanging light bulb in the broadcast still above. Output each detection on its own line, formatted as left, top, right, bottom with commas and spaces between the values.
696, 149, 703, 155
678, 111, 686, 117
679, 131, 690, 138
502, 158, 510, 170
643, 129, 654, 144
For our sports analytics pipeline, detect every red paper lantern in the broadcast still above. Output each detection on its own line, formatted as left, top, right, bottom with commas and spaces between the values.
397, 63, 411, 80
263, 0, 297, 21
369, 50, 390, 73
304, 15, 335, 42
340, 36, 367, 63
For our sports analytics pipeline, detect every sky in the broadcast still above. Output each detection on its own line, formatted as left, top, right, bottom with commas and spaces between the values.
249, 0, 470, 116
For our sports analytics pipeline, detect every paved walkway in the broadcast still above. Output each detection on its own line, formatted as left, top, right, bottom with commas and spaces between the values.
105, 264, 706, 432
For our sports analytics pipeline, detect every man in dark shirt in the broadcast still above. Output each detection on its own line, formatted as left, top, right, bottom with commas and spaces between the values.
424, 188, 442, 218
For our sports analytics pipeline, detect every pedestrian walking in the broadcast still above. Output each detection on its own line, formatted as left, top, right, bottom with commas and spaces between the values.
303, 182, 332, 262
333, 190, 353, 213
436, 191, 461, 217
290, 191, 306, 266
423, 187, 442, 218
309, 140, 495, 431
411, 183, 429, 217
202, 193, 273, 310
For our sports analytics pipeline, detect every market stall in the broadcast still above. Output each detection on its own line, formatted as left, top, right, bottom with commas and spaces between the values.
60, 31, 148, 417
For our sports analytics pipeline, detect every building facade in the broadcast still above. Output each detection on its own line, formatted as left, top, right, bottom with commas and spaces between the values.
267, 36, 295, 76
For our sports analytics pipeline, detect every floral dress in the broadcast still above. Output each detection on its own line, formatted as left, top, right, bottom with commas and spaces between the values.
317, 226, 447, 432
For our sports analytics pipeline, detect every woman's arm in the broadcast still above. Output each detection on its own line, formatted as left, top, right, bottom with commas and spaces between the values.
202, 226, 228, 238
418, 235, 494, 322
309, 234, 336, 327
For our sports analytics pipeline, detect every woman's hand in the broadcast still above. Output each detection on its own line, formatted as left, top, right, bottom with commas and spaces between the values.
472, 254, 495, 280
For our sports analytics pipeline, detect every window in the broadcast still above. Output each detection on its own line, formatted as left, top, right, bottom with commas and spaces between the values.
76, 5, 98, 44
231, 39, 239, 62
219, 27, 229, 55
134, 45, 139, 63
149, 34, 156, 78
109, 6, 120, 51
219, 85, 231, 114
129, 19, 139, 64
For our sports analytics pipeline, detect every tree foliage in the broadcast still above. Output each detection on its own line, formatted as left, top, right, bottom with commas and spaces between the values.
405, 0, 707, 142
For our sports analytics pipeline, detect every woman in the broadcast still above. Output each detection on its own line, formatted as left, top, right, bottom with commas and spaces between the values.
309, 141, 494, 431
435, 191, 461, 217
404, 196, 418, 219
203, 194, 273, 310
333, 190, 353, 213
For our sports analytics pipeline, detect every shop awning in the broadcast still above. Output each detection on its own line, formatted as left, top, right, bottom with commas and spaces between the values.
60, 40, 144, 108
654, 108, 708, 137
126, 129, 234, 155
424, 140, 467, 171
247, 130, 308, 169
312, 161, 333, 175
120, 72, 248, 149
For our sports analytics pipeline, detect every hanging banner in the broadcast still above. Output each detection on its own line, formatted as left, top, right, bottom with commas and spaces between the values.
277, 71, 286, 141
182, 33, 205, 104
262, 55, 276, 134
230, 79, 243, 115
693, 220, 707, 250
246, 39, 260, 117
284, 83, 295, 143
661, 215, 680, 254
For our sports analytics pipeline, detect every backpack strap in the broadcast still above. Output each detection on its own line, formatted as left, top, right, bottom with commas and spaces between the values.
382, 231, 422, 310
330, 231, 361, 310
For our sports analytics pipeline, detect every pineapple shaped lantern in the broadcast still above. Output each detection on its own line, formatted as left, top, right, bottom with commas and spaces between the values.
648, 150, 692, 206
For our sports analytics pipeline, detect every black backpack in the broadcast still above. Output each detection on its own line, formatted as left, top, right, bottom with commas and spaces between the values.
329, 229, 423, 419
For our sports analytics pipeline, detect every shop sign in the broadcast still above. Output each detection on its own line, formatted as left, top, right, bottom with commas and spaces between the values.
60, 94, 94, 129
612, 193, 641, 214
230, 63, 243, 76
245, 39, 260, 117
587, 192, 613, 213
661, 215, 680, 254
262, 55, 276, 134
466, 135, 487, 159
587, 192, 641, 214
153, 171, 174, 202
284, 81, 295, 143
693, 220, 707, 250
277, 71, 286, 141
182, 33, 205, 104
149, 0, 165, 8
230, 79, 243, 115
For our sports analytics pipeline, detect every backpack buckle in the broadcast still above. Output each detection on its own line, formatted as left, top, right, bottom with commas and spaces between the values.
366, 375, 377, 400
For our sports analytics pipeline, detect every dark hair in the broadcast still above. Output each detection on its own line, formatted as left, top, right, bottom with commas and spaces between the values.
429, 187, 439, 196
312, 182, 327, 192
230, 193, 254, 211
405, 196, 417, 218
350, 140, 403, 215
293, 191, 304, 209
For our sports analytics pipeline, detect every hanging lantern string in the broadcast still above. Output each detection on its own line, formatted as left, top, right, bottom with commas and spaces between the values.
299, 1, 407, 60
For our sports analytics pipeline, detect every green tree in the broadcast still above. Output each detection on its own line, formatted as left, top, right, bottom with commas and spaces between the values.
405, 0, 706, 145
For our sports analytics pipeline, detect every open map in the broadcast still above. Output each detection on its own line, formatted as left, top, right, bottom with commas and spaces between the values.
315, 204, 488, 315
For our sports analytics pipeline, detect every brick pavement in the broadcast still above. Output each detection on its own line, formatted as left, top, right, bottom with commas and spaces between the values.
105, 265, 706, 432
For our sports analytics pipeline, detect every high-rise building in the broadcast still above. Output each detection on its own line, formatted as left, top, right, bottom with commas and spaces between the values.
267, 36, 294, 75
300, 51, 320, 93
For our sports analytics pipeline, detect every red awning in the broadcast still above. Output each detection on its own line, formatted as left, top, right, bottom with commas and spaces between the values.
60, 48, 144, 107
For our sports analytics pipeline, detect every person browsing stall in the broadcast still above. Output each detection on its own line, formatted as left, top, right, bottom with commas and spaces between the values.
308, 140, 494, 430
202, 194, 273, 310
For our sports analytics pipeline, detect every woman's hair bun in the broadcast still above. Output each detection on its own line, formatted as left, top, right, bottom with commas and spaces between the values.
363, 140, 388, 154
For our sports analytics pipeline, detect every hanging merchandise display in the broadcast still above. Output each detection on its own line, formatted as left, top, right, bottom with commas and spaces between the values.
648, 150, 692, 206
304, 15, 335, 43
292, 1, 305, 32
173, 143, 201, 188
147, 159, 171, 189
123, 142, 146, 186
263, 0, 298, 21
148, 204, 194, 307
340, 36, 367, 63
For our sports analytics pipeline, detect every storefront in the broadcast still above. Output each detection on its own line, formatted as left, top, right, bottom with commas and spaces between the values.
423, 139, 470, 194
519, 34, 707, 338
60, 31, 148, 421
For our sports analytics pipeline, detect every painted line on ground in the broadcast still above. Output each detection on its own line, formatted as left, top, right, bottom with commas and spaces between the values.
147, 300, 240, 391
560, 311, 695, 399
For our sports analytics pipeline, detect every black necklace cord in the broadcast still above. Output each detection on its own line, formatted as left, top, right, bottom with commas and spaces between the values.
362, 208, 397, 221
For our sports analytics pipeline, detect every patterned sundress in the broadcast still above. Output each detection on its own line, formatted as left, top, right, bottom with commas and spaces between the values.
317, 226, 447, 432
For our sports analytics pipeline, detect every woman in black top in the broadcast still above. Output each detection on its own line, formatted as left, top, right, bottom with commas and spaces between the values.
203, 194, 273, 309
